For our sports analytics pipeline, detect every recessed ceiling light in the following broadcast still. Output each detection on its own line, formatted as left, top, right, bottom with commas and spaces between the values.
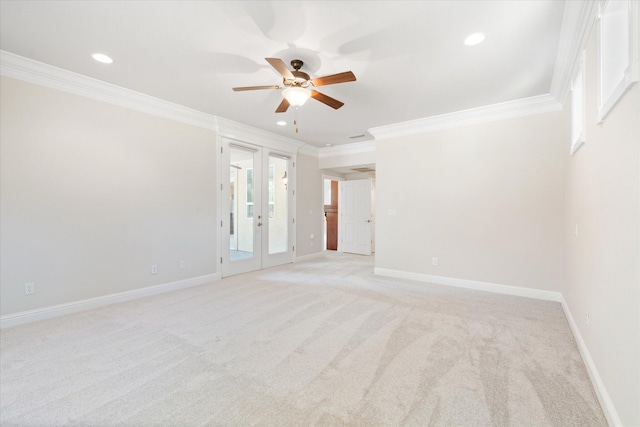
464, 32, 486, 46
276, 121, 286, 126
325, 143, 332, 147
92, 53, 113, 64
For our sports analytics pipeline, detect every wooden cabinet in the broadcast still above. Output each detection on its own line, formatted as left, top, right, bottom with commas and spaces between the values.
324, 180, 339, 250
325, 206, 338, 250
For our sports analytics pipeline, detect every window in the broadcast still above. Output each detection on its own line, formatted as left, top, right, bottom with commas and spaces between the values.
571, 51, 586, 155
597, 0, 638, 121
246, 168, 253, 218
268, 165, 275, 218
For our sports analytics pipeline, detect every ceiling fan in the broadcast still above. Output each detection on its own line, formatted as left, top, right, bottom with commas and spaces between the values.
232, 58, 356, 113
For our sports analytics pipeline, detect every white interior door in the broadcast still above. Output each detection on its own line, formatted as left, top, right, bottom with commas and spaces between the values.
221, 139, 294, 277
339, 179, 373, 255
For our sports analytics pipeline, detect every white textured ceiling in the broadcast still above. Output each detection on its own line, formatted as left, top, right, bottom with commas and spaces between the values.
0, 1, 565, 147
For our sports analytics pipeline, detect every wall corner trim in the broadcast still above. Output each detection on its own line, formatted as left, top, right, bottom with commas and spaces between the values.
0, 273, 221, 330
560, 297, 623, 427
373, 268, 562, 302
549, 0, 598, 103
368, 94, 562, 140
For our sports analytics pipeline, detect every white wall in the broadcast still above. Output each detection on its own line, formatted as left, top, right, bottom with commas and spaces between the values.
562, 16, 639, 426
296, 153, 323, 257
0, 76, 218, 316
375, 110, 565, 292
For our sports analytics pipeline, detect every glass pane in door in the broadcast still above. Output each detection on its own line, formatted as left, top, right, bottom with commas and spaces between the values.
230, 146, 255, 261
268, 154, 288, 254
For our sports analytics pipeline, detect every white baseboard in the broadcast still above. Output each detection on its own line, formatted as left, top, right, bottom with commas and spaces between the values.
560, 297, 622, 427
0, 273, 221, 330
373, 268, 562, 302
294, 252, 325, 262
374, 267, 620, 424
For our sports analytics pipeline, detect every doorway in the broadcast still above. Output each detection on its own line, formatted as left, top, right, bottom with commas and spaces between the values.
324, 179, 339, 250
221, 139, 294, 277
340, 179, 375, 255
323, 176, 375, 255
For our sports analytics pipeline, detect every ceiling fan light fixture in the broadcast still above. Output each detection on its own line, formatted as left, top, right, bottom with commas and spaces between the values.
283, 86, 311, 107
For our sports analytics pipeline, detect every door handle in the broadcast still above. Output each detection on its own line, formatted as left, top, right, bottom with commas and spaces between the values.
257, 222, 262, 227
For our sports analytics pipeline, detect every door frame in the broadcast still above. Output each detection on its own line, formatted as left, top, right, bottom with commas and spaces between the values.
219, 136, 296, 277
321, 174, 344, 252
338, 178, 375, 255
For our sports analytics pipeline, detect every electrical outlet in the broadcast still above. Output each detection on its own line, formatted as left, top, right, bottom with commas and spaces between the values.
432, 257, 439, 266
24, 282, 35, 295
151, 265, 158, 274
180, 260, 186, 269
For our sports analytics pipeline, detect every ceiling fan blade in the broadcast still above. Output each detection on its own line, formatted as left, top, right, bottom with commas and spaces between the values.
312, 71, 356, 87
265, 58, 295, 80
311, 90, 345, 109
275, 98, 290, 113
232, 85, 281, 92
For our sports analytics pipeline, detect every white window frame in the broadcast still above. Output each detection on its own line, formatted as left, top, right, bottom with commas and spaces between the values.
571, 51, 586, 156
597, 0, 638, 122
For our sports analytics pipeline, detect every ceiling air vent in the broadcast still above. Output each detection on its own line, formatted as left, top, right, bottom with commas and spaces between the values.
349, 134, 366, 139
351, 167, 375, 173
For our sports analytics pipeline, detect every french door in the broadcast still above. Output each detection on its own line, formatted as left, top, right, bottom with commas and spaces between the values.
221, 139, 294, 277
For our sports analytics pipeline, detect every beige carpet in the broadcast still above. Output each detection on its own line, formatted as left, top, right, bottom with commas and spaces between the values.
1, 253, 606, 426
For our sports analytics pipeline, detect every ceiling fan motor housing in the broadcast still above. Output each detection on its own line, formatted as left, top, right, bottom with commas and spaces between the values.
285, 60, 311, 87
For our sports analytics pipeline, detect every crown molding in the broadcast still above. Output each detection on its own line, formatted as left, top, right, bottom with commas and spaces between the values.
298, 144, 321, 157
2, 50, 565, 155
549, 0, 598, 103
368, 94, 562, 141
0, 50, 218, 130
317, 139, 376, 158
216, 116, 305, 155
1, 50, 307, 153
288, 140, 377, 158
